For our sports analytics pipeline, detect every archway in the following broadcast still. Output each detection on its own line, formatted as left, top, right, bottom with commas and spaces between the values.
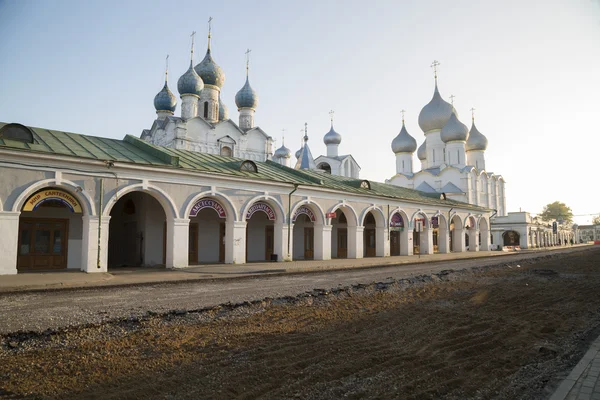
450, 214, 465, 252
187, 197, 229, 264
361, 208, 386, 257
412, 211, 431, 255
17, 187, 86, 272
431, 213, 449, 253
503, 230, 520, 246
108, 191, 167, 268
389, 211, 405, 256
245, 201, 277, 262
478, 217, 491, 251
292, 205, 318, 260
331, 210, 348, 258
465, 215, 478, 252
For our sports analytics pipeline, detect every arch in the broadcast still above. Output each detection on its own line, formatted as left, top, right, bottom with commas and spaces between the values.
359, 206, 385, 227
12, 178, 96, 216
464, 214, 478, 230
317, 162, 331, 174
478, 216, 490, 232
449, 212, 464, 230
290, 199, 326, 225
328, 202, 359, 226
103, 183, 178, 219
241, 195, 286, 223
503, 230, 520, 246
389, 208, 410, 227
409, 209, 430, 229
183, 190, 239, 222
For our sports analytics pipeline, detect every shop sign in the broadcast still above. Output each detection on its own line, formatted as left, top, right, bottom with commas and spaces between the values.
390, 213, 404, 228
246, 202, 276, 221
190, 198, 226, 218
326, 212, 337, 219
23, 189, 82, 213
431, 216, 439, 228
293, 206, 316, 222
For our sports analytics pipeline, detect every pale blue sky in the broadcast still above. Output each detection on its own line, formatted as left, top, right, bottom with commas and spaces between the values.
1, 0, 599, 223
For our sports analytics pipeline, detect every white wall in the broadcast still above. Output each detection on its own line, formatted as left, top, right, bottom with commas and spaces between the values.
193, 208, 222, 263
246, 211, 270, 261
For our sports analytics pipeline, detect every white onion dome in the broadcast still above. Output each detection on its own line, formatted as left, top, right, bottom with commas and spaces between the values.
235, 77, 259, 109
391, 122, 417, 154
418, 84, 455, 133
417, 141, 426, 160
440, 111, 469, 143
274, 143, 292, 159
323, 123, 342, 145
466, 121, 488, 151
194, 48, 225, 88
154, 82, 177, 112
177, 61, 204, 96
218, 96, 229, 121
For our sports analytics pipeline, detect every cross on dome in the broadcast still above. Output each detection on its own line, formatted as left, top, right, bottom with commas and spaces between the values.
431, 60, 440, 83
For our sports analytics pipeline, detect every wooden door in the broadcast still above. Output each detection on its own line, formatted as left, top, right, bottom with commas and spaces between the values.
18, 218, 68, 270
188, 223, 198, 264
304, 227, 314, 260
365, 228, 376, 257
390, 230, 400, 256
337, 228, 347, 259
413, 231, 420, 254
265, 225, 274, 260
219, 223, 225, 262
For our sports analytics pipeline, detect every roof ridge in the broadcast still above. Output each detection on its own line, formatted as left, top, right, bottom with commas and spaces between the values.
124, 135, 180, 167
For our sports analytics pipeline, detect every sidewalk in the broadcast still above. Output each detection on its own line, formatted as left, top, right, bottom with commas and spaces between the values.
0, 245, 589, 294
551, 334, 600, 400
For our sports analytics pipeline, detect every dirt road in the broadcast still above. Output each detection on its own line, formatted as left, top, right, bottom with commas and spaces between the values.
2, 247, 600, 399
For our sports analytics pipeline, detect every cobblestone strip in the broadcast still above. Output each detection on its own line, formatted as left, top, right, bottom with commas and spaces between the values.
551, 335, 600, 400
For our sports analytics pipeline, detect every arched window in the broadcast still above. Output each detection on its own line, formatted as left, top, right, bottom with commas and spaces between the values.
240, 160, 258, 173
0, 123, 34, 143
360, 180, 371, 190
220, 146, 232, 157
317, 162, 331, 174
203, 102, 209, 118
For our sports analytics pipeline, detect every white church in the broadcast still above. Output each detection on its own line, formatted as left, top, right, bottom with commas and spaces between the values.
387, 63, 506, 217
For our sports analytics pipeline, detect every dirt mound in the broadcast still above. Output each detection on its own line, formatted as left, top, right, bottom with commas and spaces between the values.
2, 248, 600, 399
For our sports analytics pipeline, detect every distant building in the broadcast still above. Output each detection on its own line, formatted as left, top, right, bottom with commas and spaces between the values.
490, 212, 573, 249
576, 224, 600, 243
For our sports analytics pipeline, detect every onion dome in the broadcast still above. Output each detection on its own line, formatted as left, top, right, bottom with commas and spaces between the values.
466, 121, 488, 151
195, 48, 225, 88
177, 61, 204, 96
323, 123, 342, 145
274, 143, 292, 159
235, 77, 259, 109
218, 96, 229, 121
295, 147, 302, 159
391, 122, 417, 154
417, 141, 426, 160
418, 84, 455, 133
440, 111, 469, 143
154, 82, 177, 112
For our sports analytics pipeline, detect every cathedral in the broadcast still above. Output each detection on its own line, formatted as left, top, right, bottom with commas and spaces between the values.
386, 63, 507, 217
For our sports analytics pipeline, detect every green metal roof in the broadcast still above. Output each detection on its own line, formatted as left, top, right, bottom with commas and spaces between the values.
0, 122, 487, 211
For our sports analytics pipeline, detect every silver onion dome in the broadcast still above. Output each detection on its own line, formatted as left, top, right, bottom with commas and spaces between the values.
417, 141, 426, 160
295, 147, 302, 159
177, 62, 204, 96
195, 48, 225, 88
274, 143, 292, 159
154, 82, 177, 112
391, 123, 417, 154
440, 111, 469, 143
466, 121, 488, 151
418, 84, 455, 133
323, 124, 342, 145
235, 77, 259, 109
218, 96, 229, 121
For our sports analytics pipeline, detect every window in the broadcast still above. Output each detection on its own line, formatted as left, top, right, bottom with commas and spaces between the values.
360, 180, 371, 190
240, 160, 258, 173
0, 123, 34, 143
203, 102, 209, 118
220, 146, 232, 157
317, 162, 331, 174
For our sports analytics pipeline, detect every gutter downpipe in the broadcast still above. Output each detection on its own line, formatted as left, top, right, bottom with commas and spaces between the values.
97, 178, 104, 269
287, 184, 299, 259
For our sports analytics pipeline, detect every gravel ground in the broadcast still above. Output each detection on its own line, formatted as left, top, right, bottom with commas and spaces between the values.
1, 247, 600, 399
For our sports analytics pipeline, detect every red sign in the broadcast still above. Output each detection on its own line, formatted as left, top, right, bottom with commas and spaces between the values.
326, 212, 337, 219
246, 202, 276, 221
190, 199, 226, 218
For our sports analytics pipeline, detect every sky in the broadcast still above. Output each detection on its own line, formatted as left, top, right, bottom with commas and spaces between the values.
0, 0, 599, 224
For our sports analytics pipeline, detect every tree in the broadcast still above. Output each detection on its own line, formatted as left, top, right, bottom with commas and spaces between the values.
593, 215, 600, 225
539, 201, 573, 224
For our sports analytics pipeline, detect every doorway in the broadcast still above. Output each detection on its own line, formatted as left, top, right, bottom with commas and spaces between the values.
18, 218, 69, 270
337, 228, 348, 258
390, 230, 400, 256
304, 227, 314, 260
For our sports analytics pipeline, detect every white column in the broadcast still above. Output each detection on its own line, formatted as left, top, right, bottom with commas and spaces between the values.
480, 229, 491, 251
469, 228, 479, 251
315, 224, 332, 260
401, 227, 413, 256
421, 227, 434, 255
274, 221, 285, 261
453, 228, 466, 252
0, 212, 20, 275
226, 221, 247, 264
166, 218, 189, 269
377, 226, 388, 257
348, 226, 363, 259
438, 228, 450, 253
82, 216, 105, 273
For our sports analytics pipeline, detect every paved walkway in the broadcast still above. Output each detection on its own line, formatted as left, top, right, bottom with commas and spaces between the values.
551, 335, 600, 400
0, 245, 588, 293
